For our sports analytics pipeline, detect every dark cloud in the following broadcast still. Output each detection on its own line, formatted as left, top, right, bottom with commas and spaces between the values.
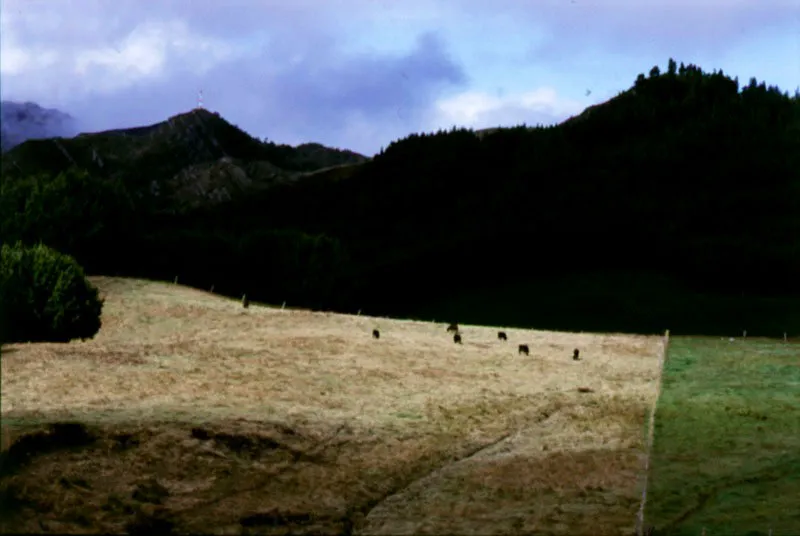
267, 32, 467, 124
66, 31, 467, 154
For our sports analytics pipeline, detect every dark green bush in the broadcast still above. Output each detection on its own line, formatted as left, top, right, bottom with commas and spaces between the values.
0, 242, 103, 343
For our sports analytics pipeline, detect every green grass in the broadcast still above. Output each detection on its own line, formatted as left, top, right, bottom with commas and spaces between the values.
644, 336, 800, 535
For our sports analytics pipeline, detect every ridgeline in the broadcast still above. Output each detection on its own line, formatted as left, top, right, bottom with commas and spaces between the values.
2, 60, 799, 336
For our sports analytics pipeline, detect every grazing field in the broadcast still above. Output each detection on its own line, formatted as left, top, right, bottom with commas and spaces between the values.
644, 337, 800, 535
1, 276, 664, 535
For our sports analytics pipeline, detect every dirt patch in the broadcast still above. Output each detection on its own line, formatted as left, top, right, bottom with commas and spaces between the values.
0, 406, 649, 534
0, 422, 96, 475
0, 421, 320, 533
0, 420, 478, 534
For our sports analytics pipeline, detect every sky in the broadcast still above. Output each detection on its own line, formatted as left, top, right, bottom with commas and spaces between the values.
1, 0, 798, 156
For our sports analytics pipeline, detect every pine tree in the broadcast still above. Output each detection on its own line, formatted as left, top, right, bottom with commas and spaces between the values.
668, 58, 677, 75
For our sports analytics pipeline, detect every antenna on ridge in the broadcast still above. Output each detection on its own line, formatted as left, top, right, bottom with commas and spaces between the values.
197, 89, 204, 110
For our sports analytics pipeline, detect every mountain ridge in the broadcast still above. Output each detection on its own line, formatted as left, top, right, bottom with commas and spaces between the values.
1, 60, 798, 335
1, 107, 369, 212
0, 100, 79, 152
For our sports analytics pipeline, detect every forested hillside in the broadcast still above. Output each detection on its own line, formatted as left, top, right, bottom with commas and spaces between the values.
2, 60, 799, 335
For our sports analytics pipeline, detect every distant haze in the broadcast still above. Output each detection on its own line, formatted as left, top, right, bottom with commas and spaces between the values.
0, 101, 79, 152
1, 0, 798, 155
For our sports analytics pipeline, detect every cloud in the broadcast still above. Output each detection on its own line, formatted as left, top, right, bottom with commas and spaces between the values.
430, 87, 585, 131
1, 0, 796, 155
0, 1, 468, 155
1, 9, 240, 95
519, 0, 800, 63
62, 31, 467, 154
267, 32, 467, 125
1, 101, 79, 152
70, 21, 238, 93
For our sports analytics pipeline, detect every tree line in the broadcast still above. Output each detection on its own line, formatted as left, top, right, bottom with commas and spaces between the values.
2, 60, 798, 335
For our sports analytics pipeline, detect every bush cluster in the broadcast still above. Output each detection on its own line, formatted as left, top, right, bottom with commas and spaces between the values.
0, 242, 103, 344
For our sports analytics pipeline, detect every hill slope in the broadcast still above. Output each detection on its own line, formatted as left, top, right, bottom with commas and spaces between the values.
190, 64, 800, 323
1, 60, 799, 335
1, 108, 368, 212
1, 276, 663, 534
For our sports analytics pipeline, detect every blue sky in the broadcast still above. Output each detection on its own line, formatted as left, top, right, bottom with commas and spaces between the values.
1, 0, 798, 156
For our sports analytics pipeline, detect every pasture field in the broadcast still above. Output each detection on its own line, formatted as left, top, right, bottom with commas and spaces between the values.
644, 337, 800, 535
1, 276, 663, 535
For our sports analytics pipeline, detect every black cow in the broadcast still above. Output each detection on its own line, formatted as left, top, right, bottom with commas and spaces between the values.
373, 329, 380, 339
498, 331, 508, 341
447, 323, 459, 332
518, 344, 529, 355
454, 333, 462, 344
573, 348, 580, 360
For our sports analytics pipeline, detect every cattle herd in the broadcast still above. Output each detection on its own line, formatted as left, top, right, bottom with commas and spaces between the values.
242, 297, 583, 358
371, 322, 582, 360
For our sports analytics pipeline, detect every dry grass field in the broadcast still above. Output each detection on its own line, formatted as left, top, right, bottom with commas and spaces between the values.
1, 276, 665, 535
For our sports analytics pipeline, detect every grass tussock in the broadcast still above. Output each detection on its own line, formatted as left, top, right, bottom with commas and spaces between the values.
1, 276, 664, 535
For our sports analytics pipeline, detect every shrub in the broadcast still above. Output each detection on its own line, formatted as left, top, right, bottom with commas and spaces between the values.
0, 242, 103, 343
